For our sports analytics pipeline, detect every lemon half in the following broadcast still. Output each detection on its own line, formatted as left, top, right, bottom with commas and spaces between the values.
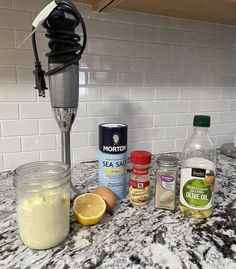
73, 193, 106, 225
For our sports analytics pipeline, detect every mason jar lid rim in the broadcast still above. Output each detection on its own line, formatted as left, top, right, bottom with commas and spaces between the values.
13, 161, 70, 189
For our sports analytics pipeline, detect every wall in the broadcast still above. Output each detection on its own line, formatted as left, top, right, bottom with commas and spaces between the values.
0, 0, 236, 170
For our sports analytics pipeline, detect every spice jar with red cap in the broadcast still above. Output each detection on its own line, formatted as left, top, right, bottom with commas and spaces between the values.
129, 150, 152, 205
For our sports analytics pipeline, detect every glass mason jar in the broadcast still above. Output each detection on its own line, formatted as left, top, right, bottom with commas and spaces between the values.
13, 161, 70, 250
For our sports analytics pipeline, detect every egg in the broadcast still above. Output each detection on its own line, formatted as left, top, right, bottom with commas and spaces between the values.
92, 187, 117, 212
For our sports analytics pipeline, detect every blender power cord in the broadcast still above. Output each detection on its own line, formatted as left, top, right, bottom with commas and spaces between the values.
32, 0, 87, 97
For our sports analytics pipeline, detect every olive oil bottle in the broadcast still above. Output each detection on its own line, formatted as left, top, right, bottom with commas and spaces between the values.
179, 115, 216, 218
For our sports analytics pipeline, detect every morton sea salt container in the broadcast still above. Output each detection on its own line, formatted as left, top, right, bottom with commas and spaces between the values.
99, 123, 128, 198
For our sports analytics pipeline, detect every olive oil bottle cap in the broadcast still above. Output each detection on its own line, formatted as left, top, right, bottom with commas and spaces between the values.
193, 115, 210, 127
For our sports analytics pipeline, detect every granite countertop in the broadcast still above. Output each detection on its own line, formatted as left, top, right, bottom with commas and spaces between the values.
0, 153, 236, 269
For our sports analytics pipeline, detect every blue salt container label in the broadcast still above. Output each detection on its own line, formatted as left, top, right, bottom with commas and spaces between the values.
99, 152, 127, 198
98, 123, 128, 198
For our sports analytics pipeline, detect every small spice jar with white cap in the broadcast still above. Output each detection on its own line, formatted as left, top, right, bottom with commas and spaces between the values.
155, 155, 179, 211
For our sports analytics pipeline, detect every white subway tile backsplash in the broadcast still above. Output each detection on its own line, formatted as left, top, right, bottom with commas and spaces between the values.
128, 129, 140, 143
216, 135, 234, 147
176, 138, 188, 151
102, 21, 132, 40
154, 114, 177, 127
132, 58, 158, 73
87, 38, 116, 55
85, 19, 102, 37
177, 113, 194, 126
72, 133, 88, 147
16, 67, 36, 85
118, 72, 143, 86
139, 14, 170, 28
0, 67, 16, 84
19, 102, 53, 119
167, 101, 189, 113
73, 146, 98, 162
39, 119, 59, 135
169, 45, 194, 60
87, 102, 116, 116
15, 30, 47, 50
157, 60, 181, 73
0, 28, 14, 48
227, 123, 236, 134
219, 111, 236, 123
194, 47, 232, 62
0, 103, 18, 119
21, 135, 56, 151
80, 55, 102, 70
156, 87, 179, 100
4, 152, 39, 170
132, 25, 158, 42
0, 48, 34, 67
189, 100, 210, 112
103, 87, 129, 101
209, 100, 229, 112
12, 0, 51, 12
229, 101, 236, 111
140, 128, 164, 141
88, 132, 98, 146
40, 150, 61, 162
200, 88, 221, 100
56, 133, 88, 148
191, 74, 212, 87
80, 87, 102, 102
89, 71, 116, 85
144, 73, 169, 86
210, 124, 229, 135
165, 126, 187, 139
211, 74, 233, 87
182, 60, 211, 74
179, 88, 201, 100
0, 85, 36, 101
153, 139, 176, 153
0, 137, 21, 153
103, 56, 132, 71
143, 43, 169, 58
0, 3, 235, 168
168, 73, 191, 86
129, 87, 155, 101
72, 117, 101, 132
116, 41, 143, 57
79, 72, 86, 85
0, 155, 3, 170
159, 29, 183, 44
221, 87, 236, 99
142, 101, 166, 114
0, 0, 11, 8
117, 102, 142, 115
0, 8, 31, 29
77, 103, 87, 117
102, 115, 153, 129
2, 120, 37, 136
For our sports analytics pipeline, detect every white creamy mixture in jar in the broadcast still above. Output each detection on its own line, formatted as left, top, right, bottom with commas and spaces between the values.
17, 189, 70, 250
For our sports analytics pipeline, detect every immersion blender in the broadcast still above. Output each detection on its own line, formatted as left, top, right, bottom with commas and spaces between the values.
29, 0, 87, 194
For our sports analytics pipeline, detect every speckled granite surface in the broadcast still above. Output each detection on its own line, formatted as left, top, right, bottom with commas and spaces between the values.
0, 153, 235, 269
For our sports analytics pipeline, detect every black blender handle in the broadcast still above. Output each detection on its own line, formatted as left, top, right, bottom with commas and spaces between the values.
55, 0, 87, 56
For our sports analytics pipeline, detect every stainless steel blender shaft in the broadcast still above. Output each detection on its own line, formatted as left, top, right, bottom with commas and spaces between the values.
61, 132, 71, 166
49, 63, 79, 195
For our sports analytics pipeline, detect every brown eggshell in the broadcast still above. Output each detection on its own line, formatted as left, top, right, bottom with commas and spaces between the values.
92, 187, 117, 212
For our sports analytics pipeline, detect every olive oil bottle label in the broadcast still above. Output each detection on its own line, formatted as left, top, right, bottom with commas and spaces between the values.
180, 168, 215, 210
